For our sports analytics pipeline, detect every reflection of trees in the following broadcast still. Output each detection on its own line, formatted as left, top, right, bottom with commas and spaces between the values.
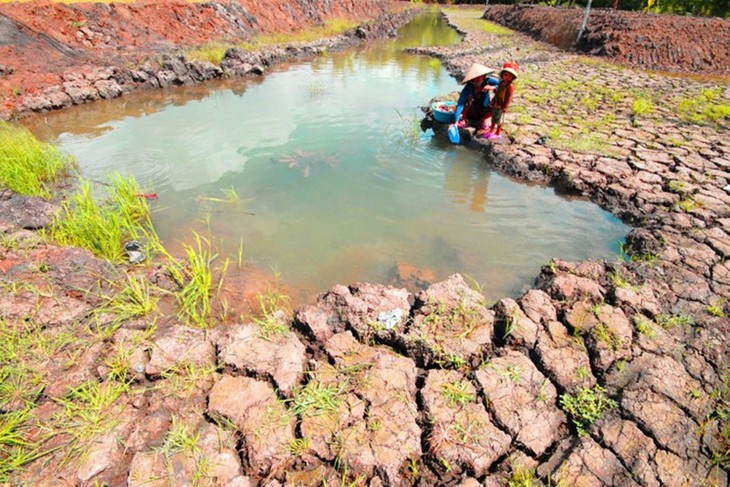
443, 157, 491, 213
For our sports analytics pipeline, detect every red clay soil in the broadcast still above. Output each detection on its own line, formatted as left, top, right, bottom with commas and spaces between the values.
0, 0, 401, 115
483, 4, 730, 76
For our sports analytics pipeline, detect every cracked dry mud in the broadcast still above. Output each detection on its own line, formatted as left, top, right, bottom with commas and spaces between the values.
1, 4, 729, 487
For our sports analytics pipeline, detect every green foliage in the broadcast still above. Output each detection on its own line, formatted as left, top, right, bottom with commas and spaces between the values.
49, 174, 159, 262
560, 385, 617, 437
440, 379, 475, 408
0, 121, 75, 198
631, 96, 654, 118
677, 87, 730, 125
252, 288, 291, 338
236, 17, 358, 50
184, 42, 229, 65
166, 234, 228, 328
289, 379, 346, 418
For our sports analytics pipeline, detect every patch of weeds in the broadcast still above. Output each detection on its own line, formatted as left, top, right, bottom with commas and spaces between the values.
677, 87, 730, 125
104, 344, 134, 385
288, 379, 346, 418
158, 362, 218, 400
50, 173, 159, 262
50, 379, 129, 467
559, 385, 617, 437
576, 365, 590, 380
667, 179, 688, 194
0, 121, 75, 198
0, 408, 42, 483
592, 323, 622, 351
395, 108, 422, 144
235, 17, 358, 50
633, 315, 656, 338
631, 250, 661, 267
166, 234, 229, 328
184, 41, 229, 65
251, 287, 291, 339
708, 298, 727, 318
434, 351, 467, 370
547, 133, 620, 157
608, 267, 634, 289
677, 195, 699, 213
631, 96, 654, 121
440, 379, 474, 408
160, 415, 200, 457
708, 368, 730, 470
287, 437, 310, 456
0, 319, 80, 411
656, 313, 694, 329
451, 420, 483, 446
493, 363, 522, 383
308, 80, 327, 98
507, 466, 540, 487
101, 273, 159, 326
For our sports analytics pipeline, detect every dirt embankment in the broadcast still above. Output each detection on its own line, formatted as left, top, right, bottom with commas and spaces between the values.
482, 4, 730, 76
0, 0, 407, 118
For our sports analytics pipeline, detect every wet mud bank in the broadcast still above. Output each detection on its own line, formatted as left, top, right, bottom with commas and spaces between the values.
1, 5, 730, 487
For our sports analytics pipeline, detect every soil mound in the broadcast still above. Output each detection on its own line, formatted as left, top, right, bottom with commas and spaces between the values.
482, 4, 730, 75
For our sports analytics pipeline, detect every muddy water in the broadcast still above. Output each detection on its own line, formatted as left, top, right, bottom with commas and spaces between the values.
26, 13, 629, 304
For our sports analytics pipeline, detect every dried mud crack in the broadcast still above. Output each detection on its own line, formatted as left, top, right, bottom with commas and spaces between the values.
1, 3, 729, 486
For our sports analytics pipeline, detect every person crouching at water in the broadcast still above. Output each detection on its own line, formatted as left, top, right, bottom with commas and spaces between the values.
482, 61, 519, 141
454, 63, 500, 131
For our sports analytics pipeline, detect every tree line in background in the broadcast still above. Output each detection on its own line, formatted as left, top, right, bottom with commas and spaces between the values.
457, 0, 730, 18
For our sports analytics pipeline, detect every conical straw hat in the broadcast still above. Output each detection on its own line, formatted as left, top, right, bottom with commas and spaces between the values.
461, 63, 494, 84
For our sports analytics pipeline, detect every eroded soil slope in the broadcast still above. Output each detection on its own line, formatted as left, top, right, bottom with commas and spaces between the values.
0, 0, 402, 117
482, 4, 730, 76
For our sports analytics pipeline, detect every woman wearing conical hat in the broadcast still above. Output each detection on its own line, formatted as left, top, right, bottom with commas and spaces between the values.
453, 63, 500, 131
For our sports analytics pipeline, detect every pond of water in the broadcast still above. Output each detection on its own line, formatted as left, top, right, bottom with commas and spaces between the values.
26, 12, 629, 304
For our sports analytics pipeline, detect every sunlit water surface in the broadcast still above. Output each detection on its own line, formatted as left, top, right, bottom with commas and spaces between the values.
26, 13, 629, 304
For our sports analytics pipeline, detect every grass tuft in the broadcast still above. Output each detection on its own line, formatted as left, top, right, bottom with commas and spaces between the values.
49, 173, 159, 262
166, 234, 228, 328
560, 384, 617, 437
0, 121, 75, 198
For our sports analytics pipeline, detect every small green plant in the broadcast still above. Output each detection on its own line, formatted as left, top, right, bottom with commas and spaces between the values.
560, 385, 617, 437
440, 379, 474, 408
608, 267, 634, 289
0, 121, 75, 197
631, 96, 654, 118
288, 437, 310, 456
633, 315, 656, 338
576, 365, 590, 380
166, 234, 228, 328
656, 313, 694, 329
288, 379, 346, 418
708, 299, 727, 318
507, 466, 540, 487
252, 287, 291, 338
102, 273, 159, 326
678, 196, 698, 213
592, 323, 622, 351
395, 108, 422, 144
548, 126, 561, 140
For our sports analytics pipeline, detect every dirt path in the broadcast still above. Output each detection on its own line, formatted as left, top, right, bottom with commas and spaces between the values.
0, 4, 729, 486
